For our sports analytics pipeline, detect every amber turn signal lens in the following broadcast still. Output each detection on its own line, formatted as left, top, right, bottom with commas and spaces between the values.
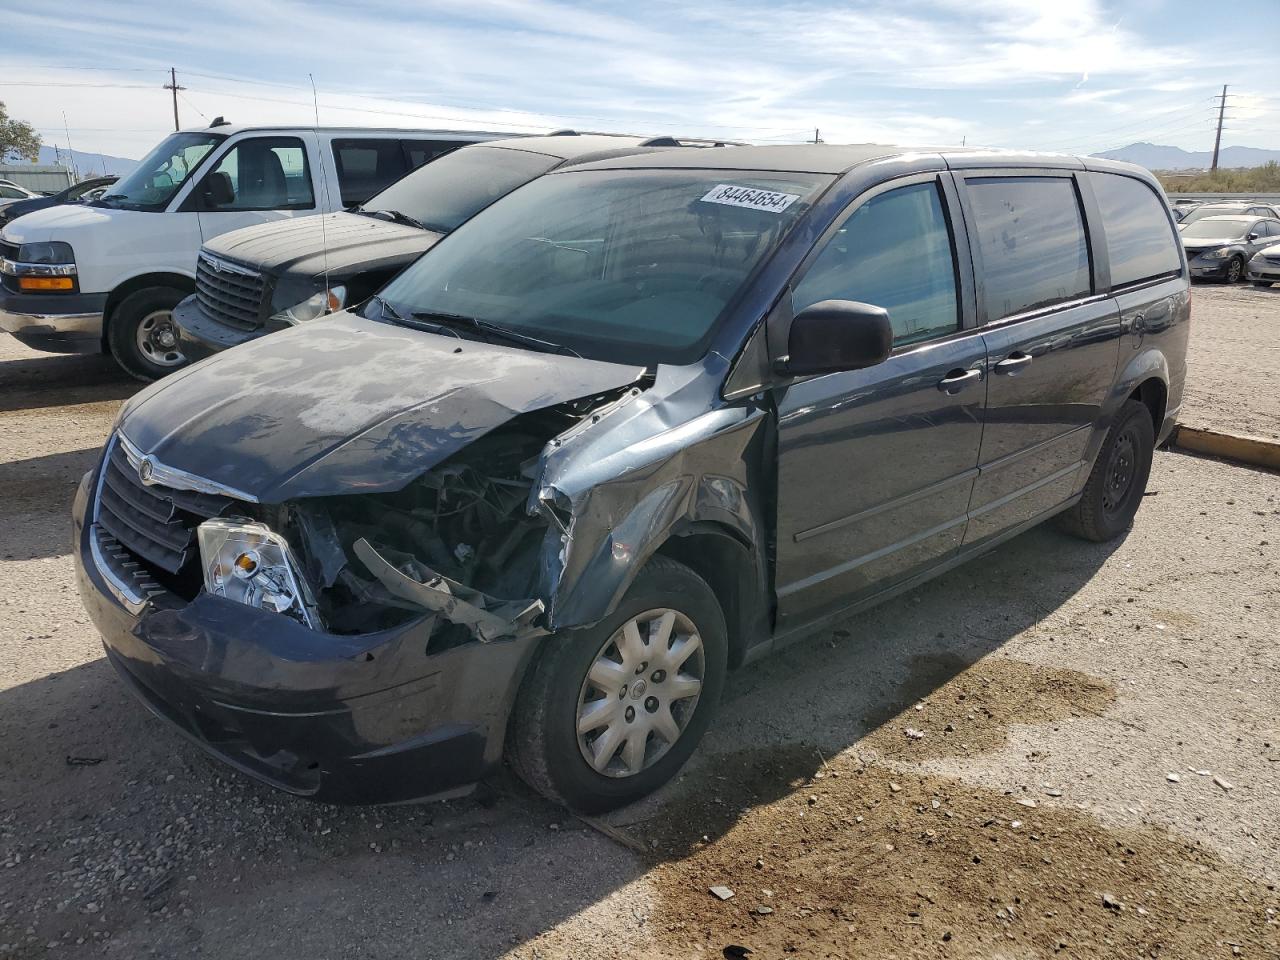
18, 276, 74, 291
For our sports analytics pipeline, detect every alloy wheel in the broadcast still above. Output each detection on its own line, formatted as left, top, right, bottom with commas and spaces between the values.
576, 608, 705, 778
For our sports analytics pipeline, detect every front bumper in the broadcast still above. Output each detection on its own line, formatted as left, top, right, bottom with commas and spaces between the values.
1188, 259, 1232, 280
0, 289, 106, 353
71, 467, 540, 804
1247, 259, 1280, 284
173, 294, 271, 362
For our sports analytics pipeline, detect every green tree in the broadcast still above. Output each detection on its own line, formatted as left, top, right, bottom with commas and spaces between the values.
0, 102, 42, 163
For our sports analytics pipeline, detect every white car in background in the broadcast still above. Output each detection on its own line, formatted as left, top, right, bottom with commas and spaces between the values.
0, 181, 42, 210
0, 122, 509, 378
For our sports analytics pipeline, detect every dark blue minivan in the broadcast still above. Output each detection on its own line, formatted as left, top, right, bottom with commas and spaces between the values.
73, 145, 1189, 812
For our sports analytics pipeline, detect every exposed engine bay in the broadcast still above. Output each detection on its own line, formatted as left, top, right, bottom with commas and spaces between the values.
264, 390, 633, 644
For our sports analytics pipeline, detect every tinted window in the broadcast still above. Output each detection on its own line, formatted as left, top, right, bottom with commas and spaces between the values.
1180, 218, 1249, 240
376, 169, 831, 365
364, 146, 559, 232
403, 139, 462, 170
1089, 173, 1181, 287
0, 186, 25, 199
793, 181, 959, 346
332, 139, 407, 206
966, 176, 1090, 322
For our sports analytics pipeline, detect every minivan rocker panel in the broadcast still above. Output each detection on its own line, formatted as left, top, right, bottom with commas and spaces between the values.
73, 145, 1189, 810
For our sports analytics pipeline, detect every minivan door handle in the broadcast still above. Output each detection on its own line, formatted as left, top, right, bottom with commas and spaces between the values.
993, 352, 1033, 375
937, 367, 984, 394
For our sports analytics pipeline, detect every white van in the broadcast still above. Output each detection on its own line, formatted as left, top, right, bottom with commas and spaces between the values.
0, 123, 509, 378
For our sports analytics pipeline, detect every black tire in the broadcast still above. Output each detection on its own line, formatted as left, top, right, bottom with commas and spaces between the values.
1224, 257, 1244, 284
1253, 281, 1273, 288
107, 286, 190, 382
1059, 399, 1155, 542
507, 556, 727, 813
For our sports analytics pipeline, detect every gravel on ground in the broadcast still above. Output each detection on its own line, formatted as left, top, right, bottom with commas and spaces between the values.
1, 286, 1277, 959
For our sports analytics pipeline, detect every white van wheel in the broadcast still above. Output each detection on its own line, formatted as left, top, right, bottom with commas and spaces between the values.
107, 287, 189, 382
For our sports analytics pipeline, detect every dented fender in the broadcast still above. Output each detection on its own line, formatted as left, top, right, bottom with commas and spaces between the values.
533, 366, 770, 629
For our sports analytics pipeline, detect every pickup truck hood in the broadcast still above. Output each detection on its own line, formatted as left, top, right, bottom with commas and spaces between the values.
118, 311, 644, 503
203, 212, 441, 279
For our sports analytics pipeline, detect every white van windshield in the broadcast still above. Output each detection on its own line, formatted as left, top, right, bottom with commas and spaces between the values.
98, 132, 225, 211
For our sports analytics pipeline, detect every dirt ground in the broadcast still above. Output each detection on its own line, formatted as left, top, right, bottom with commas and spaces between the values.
1181, 283, 1280, 441
1, 286, 1278, 960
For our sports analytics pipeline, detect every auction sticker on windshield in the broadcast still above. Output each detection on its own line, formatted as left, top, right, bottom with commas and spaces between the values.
700, 184, 801, 213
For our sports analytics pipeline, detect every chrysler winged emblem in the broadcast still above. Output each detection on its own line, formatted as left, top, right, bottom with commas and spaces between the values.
138, 456, 156, 484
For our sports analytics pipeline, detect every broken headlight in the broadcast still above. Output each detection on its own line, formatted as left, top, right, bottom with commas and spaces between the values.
197, 519, 318, 627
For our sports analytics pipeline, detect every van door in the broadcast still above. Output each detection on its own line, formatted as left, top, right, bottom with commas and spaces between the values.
956, 171, 1123, 544
772, 174, 986, 629
191, 135, 318, 242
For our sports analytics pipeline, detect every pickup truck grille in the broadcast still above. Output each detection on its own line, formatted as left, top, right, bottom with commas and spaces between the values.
195, 251, 266, 331
94, 437, 232, 591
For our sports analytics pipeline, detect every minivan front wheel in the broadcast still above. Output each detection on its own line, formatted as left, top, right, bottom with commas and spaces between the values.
107, 286, 189, 381
1059, 399, 1155, 542
507, 556, 727, 812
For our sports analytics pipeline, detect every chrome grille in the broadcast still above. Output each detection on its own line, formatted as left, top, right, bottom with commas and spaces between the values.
94, 437, 231, 580
194, 251, 266, 331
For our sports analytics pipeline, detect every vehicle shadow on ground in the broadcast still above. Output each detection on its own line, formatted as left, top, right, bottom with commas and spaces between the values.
0, 518, 1123, 959
0, 351, 136, 413
0, 448, 98, 558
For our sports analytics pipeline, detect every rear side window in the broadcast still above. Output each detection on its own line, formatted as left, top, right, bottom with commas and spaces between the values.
792, 181, 959, 346
332, 139, 408, 206
402, 139, 462, 170
1089, 173, 1181, 288
966, 176, 1091, 322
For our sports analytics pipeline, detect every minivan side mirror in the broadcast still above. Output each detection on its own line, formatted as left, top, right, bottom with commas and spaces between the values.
201, 172, 235, 208
778, 299, 894, 377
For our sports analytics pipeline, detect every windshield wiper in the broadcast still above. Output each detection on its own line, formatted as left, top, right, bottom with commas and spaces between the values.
368, 293, 406, 323
410, 310, 581, 357
360, 208, 428, 231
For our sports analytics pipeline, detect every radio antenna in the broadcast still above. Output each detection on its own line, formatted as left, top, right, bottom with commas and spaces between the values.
309, 73, 333, 306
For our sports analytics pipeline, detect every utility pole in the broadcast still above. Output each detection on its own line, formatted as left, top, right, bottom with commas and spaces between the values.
813, 127, 823, 144
62, 112, 79, 181
163, 67, 185, 131
1211, 84, 1227, 172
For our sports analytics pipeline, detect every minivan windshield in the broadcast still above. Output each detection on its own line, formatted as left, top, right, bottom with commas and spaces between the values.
96, 132, 224, 211
361, 146, 560, 233
1180, 218, 1250, 240
374, 168, 832, 364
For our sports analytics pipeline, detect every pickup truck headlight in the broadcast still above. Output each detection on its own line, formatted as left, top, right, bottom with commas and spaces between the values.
198, 518, 318, 627
272, 285, 346, 325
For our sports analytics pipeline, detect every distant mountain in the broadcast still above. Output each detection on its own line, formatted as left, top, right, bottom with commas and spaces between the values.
1094, 141, 1280, 171
36, 146, 137, 178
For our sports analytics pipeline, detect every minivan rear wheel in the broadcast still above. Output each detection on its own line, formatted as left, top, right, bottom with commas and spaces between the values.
107, 286, 189, 381
1059, 399, 1155, 542
507, 556, 727, 813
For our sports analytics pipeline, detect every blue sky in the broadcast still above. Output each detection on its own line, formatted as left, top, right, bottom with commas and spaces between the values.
4, 0, 1280, 161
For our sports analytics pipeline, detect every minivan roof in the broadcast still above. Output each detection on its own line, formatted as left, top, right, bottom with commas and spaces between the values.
472, 133, 693, 162
562, 143, 1147, 177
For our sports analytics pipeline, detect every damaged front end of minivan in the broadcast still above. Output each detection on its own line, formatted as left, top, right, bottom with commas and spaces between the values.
74, 319, 769, 804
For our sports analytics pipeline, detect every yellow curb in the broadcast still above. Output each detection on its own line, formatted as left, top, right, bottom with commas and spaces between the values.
1172, 425, 1280, 471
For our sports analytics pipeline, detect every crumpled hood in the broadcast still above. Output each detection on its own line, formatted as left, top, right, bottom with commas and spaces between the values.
203, 212, 440, 279
118, 312, 644, 503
